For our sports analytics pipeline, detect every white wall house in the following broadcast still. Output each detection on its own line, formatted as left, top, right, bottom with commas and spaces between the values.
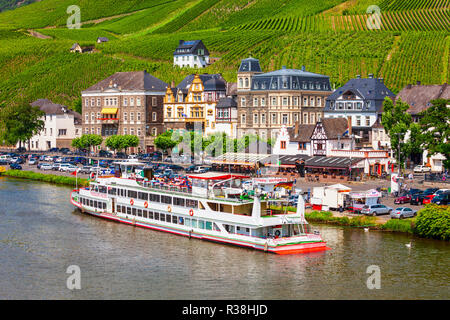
26, 99, 81, 151
173, 40, 210, 69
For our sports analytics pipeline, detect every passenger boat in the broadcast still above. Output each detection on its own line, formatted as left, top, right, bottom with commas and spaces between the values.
70, 160, 329, 254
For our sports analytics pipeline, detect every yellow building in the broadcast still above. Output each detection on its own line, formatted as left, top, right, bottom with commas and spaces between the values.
164, 74, 227, 135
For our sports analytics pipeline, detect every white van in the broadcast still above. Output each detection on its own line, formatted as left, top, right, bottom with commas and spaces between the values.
0, 155, 11, 163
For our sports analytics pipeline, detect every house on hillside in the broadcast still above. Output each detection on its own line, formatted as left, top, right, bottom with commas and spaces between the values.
173, 40, 210, 69
70, 43, 95, 53
97, 37, 109, 44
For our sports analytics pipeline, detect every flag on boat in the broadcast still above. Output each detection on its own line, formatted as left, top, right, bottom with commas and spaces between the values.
274, 181, 294, 190
70, 170, 77, 176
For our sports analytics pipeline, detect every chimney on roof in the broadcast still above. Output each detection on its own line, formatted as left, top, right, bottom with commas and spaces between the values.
294, 121, 299, 137
347, 116, 352, 137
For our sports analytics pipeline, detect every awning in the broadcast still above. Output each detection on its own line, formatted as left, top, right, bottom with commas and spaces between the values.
101, 108, 118, 114
187, 172, 249, 180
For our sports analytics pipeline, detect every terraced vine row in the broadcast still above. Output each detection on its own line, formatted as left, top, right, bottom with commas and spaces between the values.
233, 9, 450, 32
379, 0, 450, 11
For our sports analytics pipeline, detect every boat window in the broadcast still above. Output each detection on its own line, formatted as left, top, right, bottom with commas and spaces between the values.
94, 201, 98, 208
185, 218, 191, 227
117, 205, 121, 213
138, 192, 148, 201
178, 217, 184, 225
98, 186, 107, 193
160, 213, 166, 222
150, 193, 160, 202
137, 209, 142, 217
165, 214, 170, 222
172, 215, 178, 224
109, 188, 117, 195
173, 197, 185, 207
148, 211, 153, 219
186, 199, 198, 208
205, 221, 212, 230
143, 210, 148, 218
154, 212, 159, 220
191, 219, 198, 228
127, 207, 131, 215
103, 202, 106, 209
198, 220, 205, 229
161, 195, 172, 204
214, 223, 221, 231
132, 208, 137, 216
128, 190, 138, 199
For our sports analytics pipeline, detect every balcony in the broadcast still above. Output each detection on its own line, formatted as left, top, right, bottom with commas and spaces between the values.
329, 149, 389, 158
97, 118, 119, 124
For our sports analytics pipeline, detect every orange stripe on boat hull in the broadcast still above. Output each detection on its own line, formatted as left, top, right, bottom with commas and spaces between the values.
273, 242, 330, 255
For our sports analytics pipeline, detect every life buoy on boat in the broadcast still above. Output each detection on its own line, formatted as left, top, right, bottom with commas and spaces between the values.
144, 201, 148, 208
130, 199, 134, 206
167, 205, 172, 213
189, 209, 194, 216
275, 230, 281, 237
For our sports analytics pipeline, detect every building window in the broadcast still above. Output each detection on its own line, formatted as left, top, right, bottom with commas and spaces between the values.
303, 113, 308, 124
130, 128, 135, 135
91, 99, 95, 106
271, 113, 277, 124
123, 98, 128, 106
130, 98, 134, 106
137, 112, 141, 121
293, 97, 298, 106
356, 116, 361, 126
317, 97, 321, 106
152, 112, 157, 121
317, 113, 321, 122
241, 114, 246, 124
238, 78, 243, 88
97, 98, 101, 106
245, 78, 249, 87
152, 128, 157, 136
91, 112, 95, 121
337, 102, 344, 110
261, 97, 266, 106
310, 113, 315, 124
85, 114, 89, 122
282, 97, 288, 106
123, 112, 127, 121
261, 113, 266, 124
271, 97, 277, 106
137, 98, 141, 106
253, 98, 258, 107
130, 112, 134, 121
123, 128, 127, 135
365, 116, 370, 126
310, 97, 315, 107
280, 141, 286, 149
137, 128, 141, 137
282, 113, 288, 125
85, 99, 89, 107
58, 129, 67, 136
241, 97, 246, 107
253, 113, 258, 124
303, 97, 308, 106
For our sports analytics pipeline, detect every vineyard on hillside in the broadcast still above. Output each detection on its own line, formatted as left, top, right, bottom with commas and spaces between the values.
379, 0, 449, 11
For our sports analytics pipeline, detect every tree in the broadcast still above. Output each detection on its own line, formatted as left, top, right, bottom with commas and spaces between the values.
0, 103, 45, 149
72, 97, 82, 115
381, 97, 416, 171
105, 135, 123, 154
79, 134, 102, 154
419, 99, 450, 170
155, 130, 178, 153
121, 135, 139, 154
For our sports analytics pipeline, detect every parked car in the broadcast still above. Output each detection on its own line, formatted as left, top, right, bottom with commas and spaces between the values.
185, 165, 197, 173
413, 165, 431, 173
115, 152, 127, 159
394, 194, 411, 204
78, 166, 92, 174
410, 188, 439, 205
99, 150, 113, 158
9, 163, 22, 170
431, 192, 450, 205
60, 148, 71, 154
58, 163, 73, 172
10, 157, 24, 164
390, 207, 417, 219
40, 163, 53, 171
28, 158, 38, 165
48, 147, 59, 153
193, 166, 209, 173
361, 204, 393, 216
52, 163, 62, 171
16, 147, 27, 153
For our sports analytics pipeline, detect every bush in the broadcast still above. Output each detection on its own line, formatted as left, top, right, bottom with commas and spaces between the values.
414, 205, 450, 241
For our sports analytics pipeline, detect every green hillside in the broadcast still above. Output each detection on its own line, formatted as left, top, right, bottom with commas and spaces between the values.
0, 0, 448, 110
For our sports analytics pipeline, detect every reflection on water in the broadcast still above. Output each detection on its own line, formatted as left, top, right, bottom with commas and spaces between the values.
0, 178, 449, 299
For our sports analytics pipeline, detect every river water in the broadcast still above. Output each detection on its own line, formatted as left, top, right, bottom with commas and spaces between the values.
0, 177, 448, 300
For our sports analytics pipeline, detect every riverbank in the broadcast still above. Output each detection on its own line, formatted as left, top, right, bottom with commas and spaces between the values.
0, 170, 89, 187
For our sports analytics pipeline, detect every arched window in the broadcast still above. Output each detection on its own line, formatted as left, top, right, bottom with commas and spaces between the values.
238, 78, 243, 88
245, 78, 249, 87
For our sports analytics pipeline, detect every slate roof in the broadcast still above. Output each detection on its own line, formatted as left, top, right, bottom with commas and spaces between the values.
251, 66, 331, 92
396, 83, 450, 115
31, 99, 81, 121
238, 57, 262, 73
82, 71, 167, 93
216, 97, 237, 108
287, 124, 315, 142
97, 37, 109, 42
324, 77, 395, 113
176, 74, 226, 93
174, 40, 209, 56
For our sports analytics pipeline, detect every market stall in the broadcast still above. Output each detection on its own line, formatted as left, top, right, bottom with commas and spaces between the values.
310, 183, 352, 211
348, 189, 382, 213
